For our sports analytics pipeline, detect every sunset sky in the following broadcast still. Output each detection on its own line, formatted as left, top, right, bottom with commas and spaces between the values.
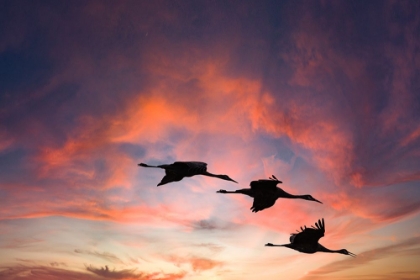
1, 1, 420, 279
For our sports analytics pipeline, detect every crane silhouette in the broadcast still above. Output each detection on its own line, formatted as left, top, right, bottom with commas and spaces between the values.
216, 175, 322, 212
265, 218, 356, 257
138, 161, 237, 186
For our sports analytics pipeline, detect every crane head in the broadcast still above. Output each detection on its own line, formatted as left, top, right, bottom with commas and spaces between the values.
339, 249, 356, 257
303, 195, 322, 204
265, 243, 274, 246
219, 175, 238, 183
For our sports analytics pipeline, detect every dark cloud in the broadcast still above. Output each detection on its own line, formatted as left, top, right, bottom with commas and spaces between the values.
86, 265, 186, 280
86, 265, 137, 279
248, 0, 420, 190
50, 261, 67, 267
191, 219, 238, 231
343, 182, 420, 223
118, 143, 146, 159
192, 219, 219, 231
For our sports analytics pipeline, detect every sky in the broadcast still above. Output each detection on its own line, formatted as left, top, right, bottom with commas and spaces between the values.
1, 0, 420, 279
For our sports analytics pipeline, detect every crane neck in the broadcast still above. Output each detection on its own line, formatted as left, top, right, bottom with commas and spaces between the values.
277, 189, 303, 199
317, 244, 341, 254
236, 188, 254, 197
203, 171, 222, 178
204, 171, 236, 182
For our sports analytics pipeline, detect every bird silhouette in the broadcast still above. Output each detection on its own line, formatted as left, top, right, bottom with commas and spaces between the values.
216, 175, 322, 212
138, 161, 237, 186
265, 218, 356, 257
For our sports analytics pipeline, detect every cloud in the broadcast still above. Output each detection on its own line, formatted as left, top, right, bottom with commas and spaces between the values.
190, 218, 239, 231
193, 243, 224, 253
0, 201, 192, 227
85, 265, 138, 279
189, 257, 222, 272
323, 184, 420, 224
86, 265, 186, 280
235, 0, 420, 191
50, 262, 67, 267
1, 43, 271, 227
301, 271, 420, 280
75, 249, 123, 264
1, 2, 420, 280
2, 0, 418, 233
0, 237, 44, 249
0, 265, 100, 280
16, 258, 37, 264
0, 265, 186, 280
166, 255, 223, 272
301, 236, 420, 280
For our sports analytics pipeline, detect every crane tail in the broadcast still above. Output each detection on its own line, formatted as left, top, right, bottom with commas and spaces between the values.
138, 163, 159, 168
265, 243, 289, 247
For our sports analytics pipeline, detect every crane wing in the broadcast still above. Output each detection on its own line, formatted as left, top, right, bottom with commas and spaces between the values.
290, 219, 325, 245
250, 179, 279, 192
250, 195, 277, 212
157, 170, 184, 186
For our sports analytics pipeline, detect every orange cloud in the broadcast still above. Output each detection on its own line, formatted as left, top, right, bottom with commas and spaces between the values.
86, 264, 187, 280
301, 236, 420, 280
166, 255, 223, 272
0, 264, 187, 280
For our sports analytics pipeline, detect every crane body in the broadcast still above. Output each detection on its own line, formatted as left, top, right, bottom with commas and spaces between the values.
265, 219, 356, 257
217, 175, 322, 212
138, 161, 237, 186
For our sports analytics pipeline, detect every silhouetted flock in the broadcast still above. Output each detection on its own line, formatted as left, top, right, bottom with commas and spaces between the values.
139, 161, 355, 257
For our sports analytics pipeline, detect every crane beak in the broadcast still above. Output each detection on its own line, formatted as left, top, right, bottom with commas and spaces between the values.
230, 178, 238, 183
313, 198, 322, 204
348, 251, 357, 257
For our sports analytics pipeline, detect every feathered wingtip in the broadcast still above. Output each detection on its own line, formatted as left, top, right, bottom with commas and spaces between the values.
309, 218, 325, 231
250, 206, 259, 213
316, 218, 325, 230
269, 175, 282, 183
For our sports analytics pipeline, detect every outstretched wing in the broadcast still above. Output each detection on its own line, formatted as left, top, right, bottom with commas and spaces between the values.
250, 175, 282, 193
290, 218, 325, 245
158, 171, 184, 186
172, 161, 208, 176
250, 195, 277, 212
